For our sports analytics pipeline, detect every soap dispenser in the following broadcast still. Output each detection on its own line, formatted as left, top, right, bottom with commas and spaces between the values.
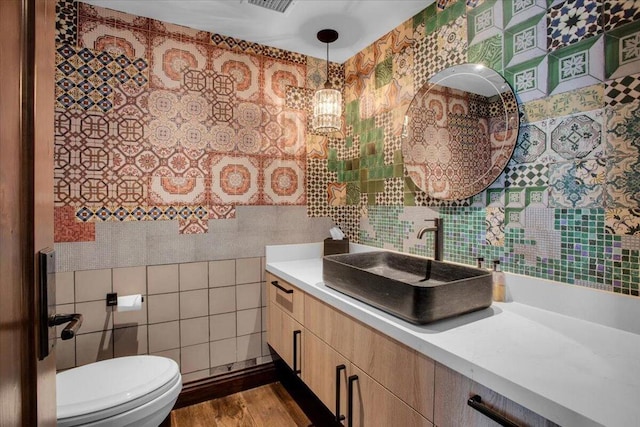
492, 260, 505, 302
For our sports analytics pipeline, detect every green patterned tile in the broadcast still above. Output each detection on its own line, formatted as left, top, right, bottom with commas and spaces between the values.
548, 35, 604, 96
467, 34, 504, 71
605, 19, 640, 79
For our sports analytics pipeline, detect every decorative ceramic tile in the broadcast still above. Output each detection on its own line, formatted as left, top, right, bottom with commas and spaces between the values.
604, 19, 640, 79
548, 159, 605, 207
211, 33, 264, 56
263, 58, 306, 106
55, 45, 148, 113
547, 83, 604, 117
606, 99, 640, 158
56, 0, 77, 45
178, 217, 208, 234
486, 207, 505, 245
520, 98, 548, 122
437, 16, 469, 70
210, 154, 260, 205
525, 186, 549, 207
263, 157, 305, 205
327, 183, 347, 206
149, 34, 207, 90
79, 20, 149, 59
504, 13, 547, 68
505, 207, 526, 227
505, 163, 549, 187
344, 54, 374, 102
504, 55, 548, 102
413, 31, 440, 89
606, 156, 640, 208
486, 188, 505, 206
88, 4, 151, 31
605, 73, 640, 106
503, 0, 547, 29
547, 0, 602, 52
548, 35, 604, 95
548, 110, 604, 160
393, 47, 414, 84
603, 0, 640, 32
606, 208, 640, 235
467, 0, 504, 46
54, 206, 96, 242
467, 34, 504, 71
513, 120, 547, 163
506, 188, 526, 207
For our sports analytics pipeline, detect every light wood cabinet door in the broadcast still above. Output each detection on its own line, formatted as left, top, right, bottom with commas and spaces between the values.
434, 363, 558, 427
351, 319, 435, 421
304, 294, 354, 360
267, 304, 304, 375
267, 273, 304, 324
349, 365, 432, 427
303, 331, 350, 423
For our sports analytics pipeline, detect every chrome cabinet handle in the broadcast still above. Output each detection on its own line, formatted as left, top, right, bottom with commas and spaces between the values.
467, 395, 520, 427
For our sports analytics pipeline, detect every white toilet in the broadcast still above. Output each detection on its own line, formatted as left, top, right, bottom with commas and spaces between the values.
57, 355, 182, 427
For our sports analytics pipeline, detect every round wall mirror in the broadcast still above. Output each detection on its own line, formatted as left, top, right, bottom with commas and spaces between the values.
401, 64, 519, 200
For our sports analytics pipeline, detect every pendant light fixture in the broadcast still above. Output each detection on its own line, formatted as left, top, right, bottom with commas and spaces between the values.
312, 29, 342, 133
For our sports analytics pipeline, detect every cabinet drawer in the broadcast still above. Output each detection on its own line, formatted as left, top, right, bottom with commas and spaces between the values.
350, 365, 432, 427
434, 363, 558, 427
304, 294, 354, 360
303, 331, 350, 420
267, 273, 304, 324
267, 304, 304, 374
351, 319, 435, 422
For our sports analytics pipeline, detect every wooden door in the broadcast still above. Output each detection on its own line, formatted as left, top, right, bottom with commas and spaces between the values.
0, 0, 56, 425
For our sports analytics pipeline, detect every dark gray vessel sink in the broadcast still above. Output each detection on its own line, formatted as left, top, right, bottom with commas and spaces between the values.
323, 251, 492, 325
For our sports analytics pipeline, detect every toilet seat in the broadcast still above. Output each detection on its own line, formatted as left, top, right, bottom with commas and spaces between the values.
57, 355, 181, 427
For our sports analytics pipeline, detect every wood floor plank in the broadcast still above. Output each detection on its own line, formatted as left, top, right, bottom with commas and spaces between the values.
170, 382, 311, 427
171, 393, 255, 427
241, 383, 311, 427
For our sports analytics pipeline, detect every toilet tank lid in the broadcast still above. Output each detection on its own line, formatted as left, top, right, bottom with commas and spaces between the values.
57, 355, 180, 419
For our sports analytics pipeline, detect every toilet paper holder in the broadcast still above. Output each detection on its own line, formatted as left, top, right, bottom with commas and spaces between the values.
106, 292, 144, 307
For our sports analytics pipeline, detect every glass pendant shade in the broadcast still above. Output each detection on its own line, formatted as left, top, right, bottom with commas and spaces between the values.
312, 87, 342, 133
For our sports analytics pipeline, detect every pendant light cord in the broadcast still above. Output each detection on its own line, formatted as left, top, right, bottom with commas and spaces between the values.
325, 42, 330, 89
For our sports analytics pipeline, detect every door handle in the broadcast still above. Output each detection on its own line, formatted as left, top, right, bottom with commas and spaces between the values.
50, 313, 83, 340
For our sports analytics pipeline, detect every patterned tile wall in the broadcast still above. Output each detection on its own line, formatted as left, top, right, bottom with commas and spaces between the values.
54, 0, 346, 244
342, 0, 640, 297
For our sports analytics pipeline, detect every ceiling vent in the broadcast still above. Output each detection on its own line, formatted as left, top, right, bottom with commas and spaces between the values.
247, 0, 293, 13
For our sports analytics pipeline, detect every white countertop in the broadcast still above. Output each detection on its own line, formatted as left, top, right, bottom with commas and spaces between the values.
266, 242, 640, 427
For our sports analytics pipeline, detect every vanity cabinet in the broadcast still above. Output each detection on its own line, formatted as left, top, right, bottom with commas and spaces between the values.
267, 273, 561, 427
434, 363, 558, 427
266, 273, 304, 375
267, 273, 431, 426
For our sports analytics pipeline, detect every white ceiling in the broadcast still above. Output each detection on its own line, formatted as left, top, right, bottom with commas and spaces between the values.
83, 0, 433, 63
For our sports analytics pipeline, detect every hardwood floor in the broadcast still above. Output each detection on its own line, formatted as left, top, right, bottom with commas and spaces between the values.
170, 382, 312, 427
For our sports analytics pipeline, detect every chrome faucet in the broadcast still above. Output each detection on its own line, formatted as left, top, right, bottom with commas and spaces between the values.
417, 218, 443, 261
